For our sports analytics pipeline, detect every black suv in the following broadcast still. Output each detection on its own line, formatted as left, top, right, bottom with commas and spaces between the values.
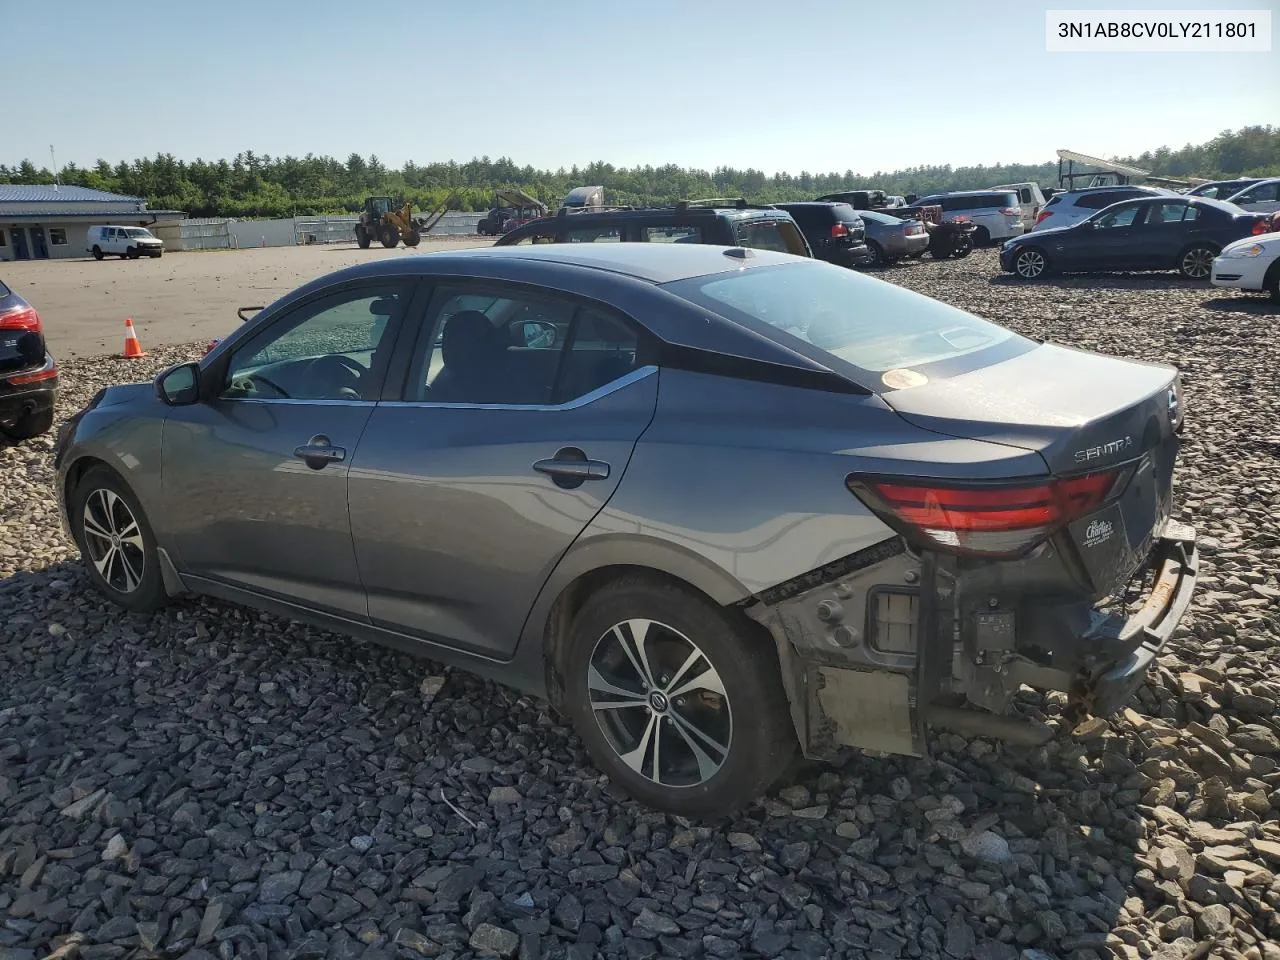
494, 200, 813, 257
772, 202, 871, 268
0, 277, 57, 443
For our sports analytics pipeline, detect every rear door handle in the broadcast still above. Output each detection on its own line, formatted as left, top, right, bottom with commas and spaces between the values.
533, 458, 610, 481
294, 435, 346, 469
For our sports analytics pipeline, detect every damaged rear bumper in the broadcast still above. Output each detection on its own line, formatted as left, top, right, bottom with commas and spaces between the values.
745, 519, 1200, 760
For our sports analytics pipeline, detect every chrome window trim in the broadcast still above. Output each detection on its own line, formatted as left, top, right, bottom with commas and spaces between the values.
383, 364, 658, 412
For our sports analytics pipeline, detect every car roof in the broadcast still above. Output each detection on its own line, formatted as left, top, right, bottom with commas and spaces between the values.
926, 189, 1017, 197
337, 241, 804, 286
1104, 195, 1243, 216
1061, 185, 1165, 196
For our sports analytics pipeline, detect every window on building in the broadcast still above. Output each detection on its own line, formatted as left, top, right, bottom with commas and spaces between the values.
0, 229, 7, 247
49, 228, 68, 246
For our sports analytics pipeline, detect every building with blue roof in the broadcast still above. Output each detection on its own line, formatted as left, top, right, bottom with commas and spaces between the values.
0, 185, 185, 261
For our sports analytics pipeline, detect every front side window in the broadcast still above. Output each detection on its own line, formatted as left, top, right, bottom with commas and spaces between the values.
408, 287, 639, 405
663, 261, 1019, 381
222, 284, 408, 401
1238, 182, 1280, 203
512, 230, 557, 245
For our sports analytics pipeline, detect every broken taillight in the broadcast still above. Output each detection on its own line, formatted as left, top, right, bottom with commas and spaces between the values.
0, 305, 42, 333
847, 469, 1129, 558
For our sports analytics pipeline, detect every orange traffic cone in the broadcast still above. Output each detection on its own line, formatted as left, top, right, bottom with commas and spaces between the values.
122, 317, 147, 358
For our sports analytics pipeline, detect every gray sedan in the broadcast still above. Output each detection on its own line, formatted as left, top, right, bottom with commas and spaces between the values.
857, 208, 931, 264
54, 243, 1199, 815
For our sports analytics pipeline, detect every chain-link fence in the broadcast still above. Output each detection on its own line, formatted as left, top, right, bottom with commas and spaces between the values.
179, 218, 233, 250
294, 212, 482, 244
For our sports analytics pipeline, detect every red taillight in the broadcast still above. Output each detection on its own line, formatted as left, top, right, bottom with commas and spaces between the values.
831, 223, 849, 238
1251, 219, 1272, 235
848, 470, 1127, 557
1001, 206, 1020, 217
1035, 210, 1053, 225
0, 305, 42, 333
7, 364, 57, 386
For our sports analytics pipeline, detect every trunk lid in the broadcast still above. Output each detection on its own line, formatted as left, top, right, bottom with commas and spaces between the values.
884, 341, 1181, 594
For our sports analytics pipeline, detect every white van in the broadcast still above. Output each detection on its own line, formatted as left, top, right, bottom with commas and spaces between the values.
87, 225, 164, 260
991, 182, 1048, 231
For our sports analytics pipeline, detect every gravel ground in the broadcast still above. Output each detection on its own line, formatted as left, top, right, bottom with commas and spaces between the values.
2, 249, 1279, 960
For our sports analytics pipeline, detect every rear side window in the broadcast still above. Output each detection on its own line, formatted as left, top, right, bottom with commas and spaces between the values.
1077, 191, 1137, 210
662, 261, 1018, 381
970, 193, 1018, 209
735, 219, 810, 257
566, 226, 621, 243
645, 225, 702, 243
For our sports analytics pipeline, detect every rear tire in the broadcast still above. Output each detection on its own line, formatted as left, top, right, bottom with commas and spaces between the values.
355, 226, 372, 249
561, 576, 796, 818
1178, 244, 1216, 280
1, 406, 54, 442
69, 466, 168, 613
865, 240, 885, 267
92, 245, 104, 261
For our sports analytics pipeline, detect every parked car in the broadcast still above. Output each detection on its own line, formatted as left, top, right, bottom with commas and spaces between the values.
55, 243, 1198, 815
851, 208, 931, 264
86, 225, 164, 260
1000, 196, 1274, 280
0, 278, 57, 442
1211, 231, 1280, 302
1187, 178, 1266, 201
496, 200, 812, 257
1224, 178, 1280, 215
991, 182, 1048, 231
771, 202, 871, 267
1030, 185, 1172, 232
912, 190, 1024, 246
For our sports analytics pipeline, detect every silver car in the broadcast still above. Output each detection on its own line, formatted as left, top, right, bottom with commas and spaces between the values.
54, 244, 1199, 816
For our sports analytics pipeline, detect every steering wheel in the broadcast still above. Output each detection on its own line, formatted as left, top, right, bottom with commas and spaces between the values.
302, 355, 365, 400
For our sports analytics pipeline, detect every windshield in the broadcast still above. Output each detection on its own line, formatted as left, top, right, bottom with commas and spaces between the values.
857, 210, 904, 225
662, 261, 1021, 382
125, 228, 153, 238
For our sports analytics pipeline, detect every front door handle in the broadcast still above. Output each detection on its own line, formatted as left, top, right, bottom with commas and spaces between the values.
533, 447, 610, 488
294, 435, 346, 469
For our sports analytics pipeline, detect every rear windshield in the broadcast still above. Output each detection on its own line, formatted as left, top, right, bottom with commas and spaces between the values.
856, 210, 905, 224
734, 219, 810, 257
662, 261, 1020, 384
829, 202, 860, 222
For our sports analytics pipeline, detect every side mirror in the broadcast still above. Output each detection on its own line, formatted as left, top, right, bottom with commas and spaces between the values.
155, 361, 201, 406
513, 319, 556, 349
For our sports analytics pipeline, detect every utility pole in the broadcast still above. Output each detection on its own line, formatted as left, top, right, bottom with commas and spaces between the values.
50, 145, 59, 189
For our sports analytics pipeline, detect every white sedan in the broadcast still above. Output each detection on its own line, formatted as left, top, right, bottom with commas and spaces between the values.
1211, 232, 1280, 302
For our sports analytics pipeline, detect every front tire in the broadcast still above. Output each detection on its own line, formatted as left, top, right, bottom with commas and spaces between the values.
973, 226, 991, 247
355, 226, 372, 249
69, 466, 168, 612
379, 224, 400, 248
562, 576, 796, 817
1178, 244, 1216, 280
1013, 246, 1050, 280
126, 246, 138, 260
403, 230, 421, 247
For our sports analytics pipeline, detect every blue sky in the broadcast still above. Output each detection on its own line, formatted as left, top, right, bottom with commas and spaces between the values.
7, 0, 1277, 174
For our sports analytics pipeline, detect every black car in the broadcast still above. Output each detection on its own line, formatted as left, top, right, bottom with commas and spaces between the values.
494, 200, 812, 258
0, 277, 57, 442
772, 202, 871, 268
1001, 196, 1276, 281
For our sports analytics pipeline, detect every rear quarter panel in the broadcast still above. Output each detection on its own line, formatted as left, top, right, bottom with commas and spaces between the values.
547, 368, 1049, 600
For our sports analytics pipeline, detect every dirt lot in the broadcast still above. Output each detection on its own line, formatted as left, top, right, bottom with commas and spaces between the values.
2, 238, 491, 358
2, 251, 1280, 960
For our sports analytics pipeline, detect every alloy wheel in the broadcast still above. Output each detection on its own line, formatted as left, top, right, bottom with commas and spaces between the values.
82, 488, 146, 593
587, 618, 732, 788
1015, 249, 1046, 279
1181, 247, 1213, 279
